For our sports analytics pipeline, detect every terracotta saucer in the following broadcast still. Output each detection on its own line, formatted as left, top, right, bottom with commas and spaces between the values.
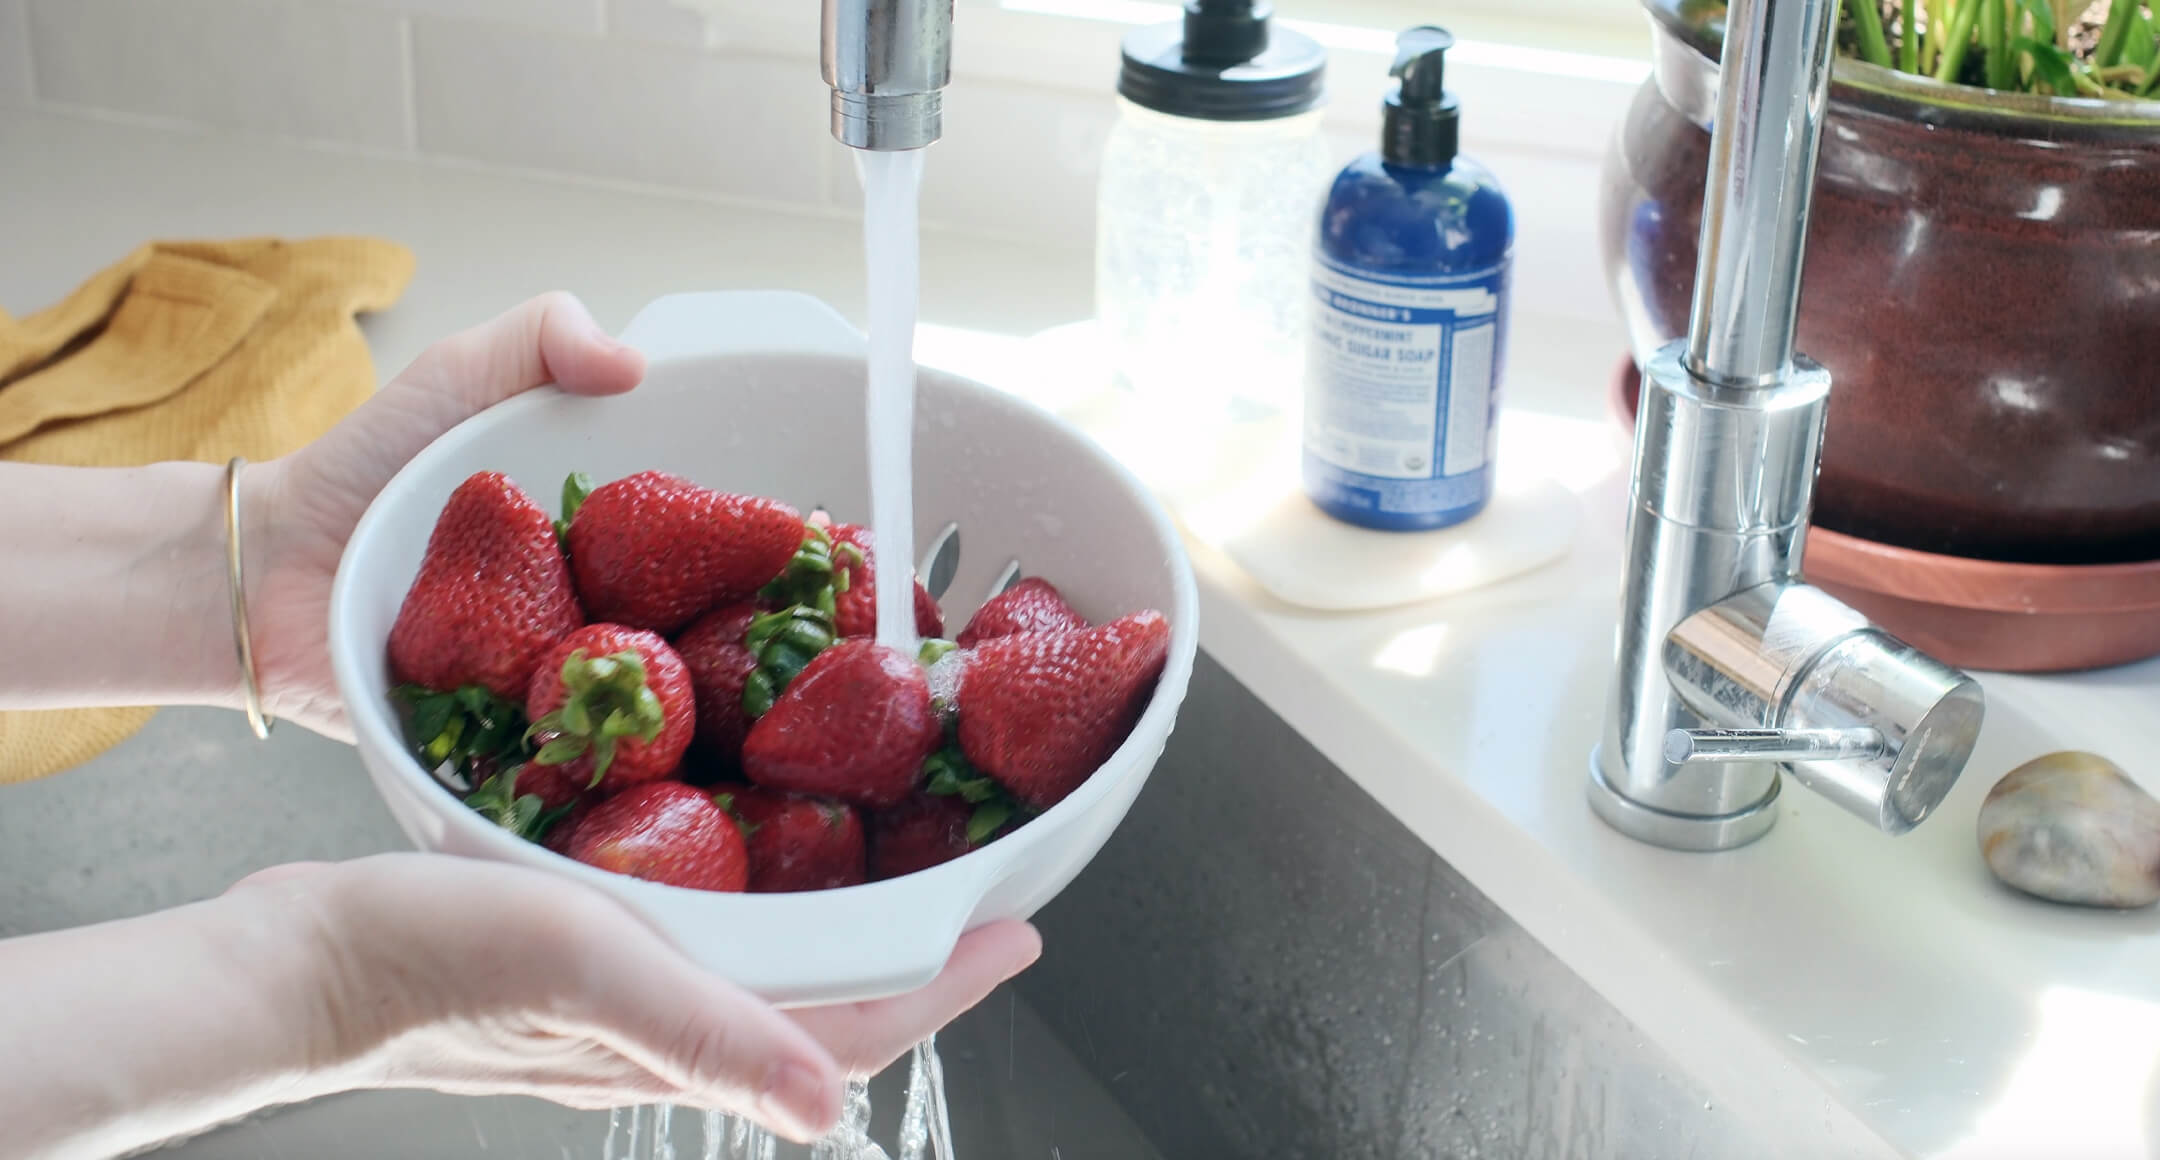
1610, 358, 2160, 673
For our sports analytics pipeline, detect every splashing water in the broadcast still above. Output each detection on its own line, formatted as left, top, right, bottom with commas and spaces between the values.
649, 1037, 954, 1159
857, 147, 925, 655
605, 1108, 627, 1160
896, 1036, 955, 1160
653, 1105, 676, 1160
809, 1080, 890, 1160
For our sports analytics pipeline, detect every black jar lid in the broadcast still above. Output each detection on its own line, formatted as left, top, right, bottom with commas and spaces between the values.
1116, 0, 1326, 122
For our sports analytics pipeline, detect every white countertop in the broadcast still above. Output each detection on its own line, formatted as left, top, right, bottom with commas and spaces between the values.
8, 107, 2158, 1160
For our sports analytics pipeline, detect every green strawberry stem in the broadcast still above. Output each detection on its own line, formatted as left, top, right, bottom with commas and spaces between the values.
712, 790, 761, 841
741, 605, 837, 718
464, 766, 571, 841
393, 683, 530, 783
555, 472, 595, 544
759, 522, 843, 611
526, 648, 665, 787
922, 745, 1025, 845
918, 638, 958, 665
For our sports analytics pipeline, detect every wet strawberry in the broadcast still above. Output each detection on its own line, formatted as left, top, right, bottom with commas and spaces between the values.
956, 611, 1171, 810
672, 604, 762, 769
828, 524, 945, 640
565, 471, 802, 634
955, 578, 1088, 647
721, 787, 867, 893
868, 793, 981, 880
389, 472, 583, 701
564, 781, 748, 892
741, 640, 942, 808
525, 624, 696, 794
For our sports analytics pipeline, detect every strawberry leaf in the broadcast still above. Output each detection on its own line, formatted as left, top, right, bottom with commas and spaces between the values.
554, 472, 594, 544
967, 800, 1015, 845
534, 734, 591, 766
924, 747, 1002, 804
397, 683, 530, 784
917, 638, 958, 666
741, 605, 836, 718
465, 767, 557, 842
759, 522, 840, 608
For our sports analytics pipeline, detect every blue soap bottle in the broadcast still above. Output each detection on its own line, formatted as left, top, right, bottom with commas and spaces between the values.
1302, 26, 1514, 532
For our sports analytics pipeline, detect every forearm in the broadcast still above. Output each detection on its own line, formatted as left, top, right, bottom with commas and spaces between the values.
0, 889, 348, 1160
0, 461, 263, 713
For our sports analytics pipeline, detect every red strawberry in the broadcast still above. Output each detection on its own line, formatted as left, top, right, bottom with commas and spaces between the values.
672, 604, 762, 768
525, 624, 696, 794
956, 578, 1088, 647
741, 640, 941, 808
566, 471, 802, 634
957, 611, 1171, 810
564, 781, 748, 892
722, 787, 867, 893
829, 524, 945, 640
868, 793, 979, 880
389, 472, 583, 701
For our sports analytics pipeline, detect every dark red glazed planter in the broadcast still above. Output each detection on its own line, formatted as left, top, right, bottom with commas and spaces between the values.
1601, 0, 2160, 565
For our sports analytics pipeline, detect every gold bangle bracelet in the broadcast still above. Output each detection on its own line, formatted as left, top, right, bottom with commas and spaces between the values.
225, 457, 275, 740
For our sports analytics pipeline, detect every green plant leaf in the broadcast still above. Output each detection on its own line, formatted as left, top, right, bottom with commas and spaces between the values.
2095, 0, 2140, 67
1983, 0, 2014, 89
2014, 0, 2054, 38
1848, 0, 1894, 66
2123, 6, 2157, 70
2015, 35, 2078, 93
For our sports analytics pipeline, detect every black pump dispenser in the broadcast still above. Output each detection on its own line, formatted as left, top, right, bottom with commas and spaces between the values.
1182, 0, 1269, 66
1383, 26, 1459, 167
1117, 0, 1325, 121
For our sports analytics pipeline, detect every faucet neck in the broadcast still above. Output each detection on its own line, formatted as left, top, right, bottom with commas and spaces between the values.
1683, 0, 1840, 387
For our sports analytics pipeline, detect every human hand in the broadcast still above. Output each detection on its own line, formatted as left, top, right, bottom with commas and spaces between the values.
230, 854, 1041, 1142
247, 293, 645, 738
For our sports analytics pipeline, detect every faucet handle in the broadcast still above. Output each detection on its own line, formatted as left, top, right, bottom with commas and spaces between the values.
1665, 727, 1887, 766
1664, 581, 1986, 835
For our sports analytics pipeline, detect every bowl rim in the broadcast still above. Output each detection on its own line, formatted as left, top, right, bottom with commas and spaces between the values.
328, 348, 1201, 914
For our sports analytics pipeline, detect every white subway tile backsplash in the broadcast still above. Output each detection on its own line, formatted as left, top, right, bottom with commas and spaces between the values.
606, 0, 709, 46
28, 0, 410, 148
0, 0, 31, 105
829, 77, 1116, 247
412, 18, 827, 204
338, 0, 604, 34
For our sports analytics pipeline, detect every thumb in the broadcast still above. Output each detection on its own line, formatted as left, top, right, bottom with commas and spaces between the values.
393, 291, 644, 420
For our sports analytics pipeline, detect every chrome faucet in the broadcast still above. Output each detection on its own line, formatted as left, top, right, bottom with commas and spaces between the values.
1588, 0, 1985, 851
821, 0, 953, 151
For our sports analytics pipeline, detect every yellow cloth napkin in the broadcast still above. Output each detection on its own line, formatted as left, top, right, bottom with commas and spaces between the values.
0, 237, 413, 783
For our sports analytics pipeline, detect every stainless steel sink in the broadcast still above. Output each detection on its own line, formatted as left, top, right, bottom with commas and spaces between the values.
1, 656, 1765, 1158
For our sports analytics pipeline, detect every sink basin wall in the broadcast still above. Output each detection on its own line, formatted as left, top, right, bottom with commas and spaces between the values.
1019, 652, 1766, 1159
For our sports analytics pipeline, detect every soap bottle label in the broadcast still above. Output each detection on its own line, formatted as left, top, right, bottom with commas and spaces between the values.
1302, 256, 1509, 528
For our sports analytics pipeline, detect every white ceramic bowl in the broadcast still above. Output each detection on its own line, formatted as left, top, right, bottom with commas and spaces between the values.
328, 291, 1199, 1007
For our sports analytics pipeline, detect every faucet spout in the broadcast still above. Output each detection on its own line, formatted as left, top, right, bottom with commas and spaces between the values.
821, 0, 953, 151
1588, 0, 1985, 851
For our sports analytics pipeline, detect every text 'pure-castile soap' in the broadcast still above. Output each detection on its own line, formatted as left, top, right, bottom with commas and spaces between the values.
1302, 26, 1515, 532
